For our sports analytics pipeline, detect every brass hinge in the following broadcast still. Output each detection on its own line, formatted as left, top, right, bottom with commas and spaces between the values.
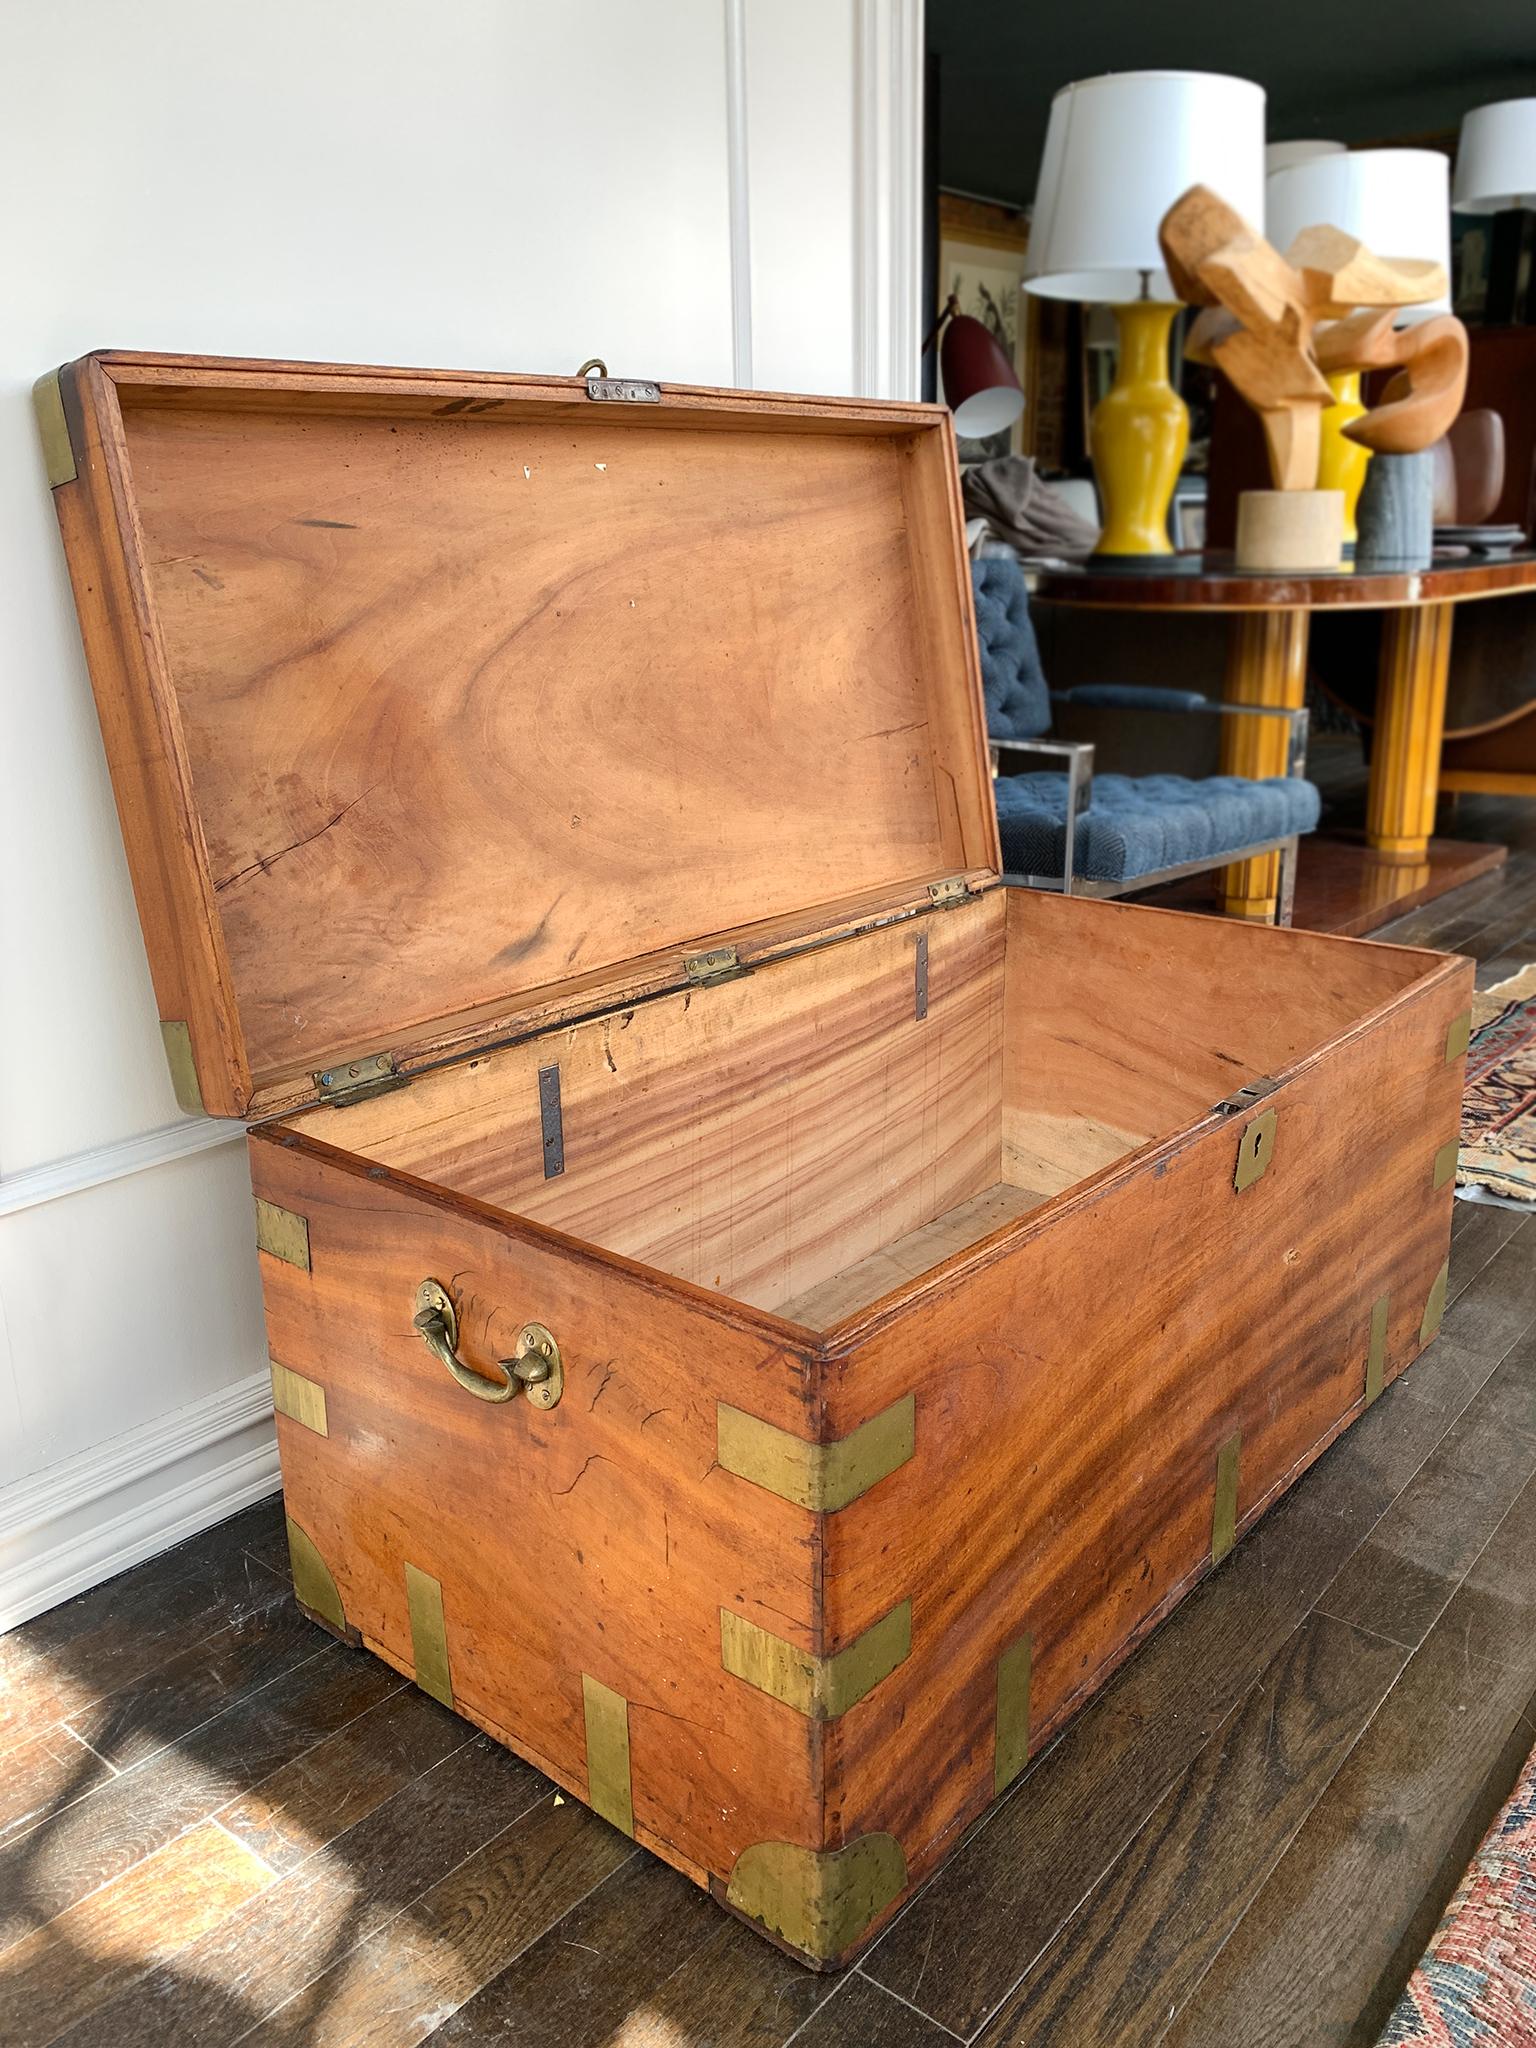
314, 1051, 407, 1106
927, 877, 973, 908
685, 945, 745, 987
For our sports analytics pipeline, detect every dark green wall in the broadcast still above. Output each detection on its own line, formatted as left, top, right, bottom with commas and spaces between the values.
929, 0, 1536, 208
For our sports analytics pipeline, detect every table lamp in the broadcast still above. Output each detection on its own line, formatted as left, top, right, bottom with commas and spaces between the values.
1024, 70, 1265, 558
1267, 150, 1452, 540
1454, 98, 1536, 323
1265, 139, 1345, 176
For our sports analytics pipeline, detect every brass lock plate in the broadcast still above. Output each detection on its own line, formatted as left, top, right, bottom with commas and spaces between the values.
1233, 1107, 1277, 1191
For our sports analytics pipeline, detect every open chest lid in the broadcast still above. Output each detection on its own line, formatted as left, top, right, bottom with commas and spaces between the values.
42, 351, 1001, 1121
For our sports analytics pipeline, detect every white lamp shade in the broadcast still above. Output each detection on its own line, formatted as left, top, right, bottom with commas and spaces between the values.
1454, 98, 1536, 212
1266, 149, 1452, 319
1025, 70, 1266, 303
1265, 139, 1345, 176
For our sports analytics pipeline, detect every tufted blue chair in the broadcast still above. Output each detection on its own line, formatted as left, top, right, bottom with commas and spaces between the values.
972, 555, 1321, 922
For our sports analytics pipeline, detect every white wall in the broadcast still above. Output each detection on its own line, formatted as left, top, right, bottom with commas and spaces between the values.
0, 0, 923, 1625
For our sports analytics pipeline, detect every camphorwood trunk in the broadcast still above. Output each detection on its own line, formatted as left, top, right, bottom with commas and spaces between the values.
39, 352, 1471, 1966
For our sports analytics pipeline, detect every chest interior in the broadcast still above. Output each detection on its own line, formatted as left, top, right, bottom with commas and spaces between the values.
295, 883, 1437, 1332
51, 353, 1445, 1323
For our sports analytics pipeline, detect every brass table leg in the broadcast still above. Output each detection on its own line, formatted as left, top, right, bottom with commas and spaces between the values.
1218, 610, 1310, 920
1366, 603, 1455, 861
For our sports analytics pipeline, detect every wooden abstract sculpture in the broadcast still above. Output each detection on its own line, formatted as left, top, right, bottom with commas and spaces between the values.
1313, 308, 1470, 455
1158, 186, 1462, 489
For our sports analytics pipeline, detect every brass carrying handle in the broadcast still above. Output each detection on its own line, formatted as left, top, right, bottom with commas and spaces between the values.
412, 1280, 563, 1409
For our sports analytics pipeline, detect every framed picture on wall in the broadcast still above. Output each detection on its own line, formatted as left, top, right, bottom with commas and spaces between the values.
937, 192, 1030, 464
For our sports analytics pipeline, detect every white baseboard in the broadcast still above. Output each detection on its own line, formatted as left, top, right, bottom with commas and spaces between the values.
0, 1369, 279, 1632
0, 1114, 242, 1218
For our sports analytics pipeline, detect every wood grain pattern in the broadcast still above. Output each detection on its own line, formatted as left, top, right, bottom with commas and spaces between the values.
2, 744, 1528, 2040
1328, 312, 1471, 458
41, 343, 1492, 1977
239, 1798, 635, 2048
1216, 610, 1310, 918
1161, 188, 1458, 491
0, 1822, 275, 2048
249, 1131, 826, 1894
1033, 549, 1536, 614
0, 1728, 113, 1851
72, 1593, 328, 1773
862, 1203, 1536, 2039
1314, 1355, 1536, 1648
54, 1733, 550, 2048
1001, 888, 1450, 1197
0, 1509, 292, 1759
216, 1685, 471, 1873
861, 1487, 1378, 2035
420, 1852, 725, 2046
775, 1181, 1048, 1328
789, 1973, 961, 2046
318, 896, 1008, 1317
331, 890, 1447, 1319
0, 1646, 398, 1943
1368, 603, 1457, 858
48, 357, 252, 1115
971, 1613, 1410, 2047
249, 878, 1465, 1965
1161, 186, 1337, 492
1161, 1594, 1536, 2047
48, 353, 997, 1117
1279, 835, 1507, 938
817, 928, 1466, 1942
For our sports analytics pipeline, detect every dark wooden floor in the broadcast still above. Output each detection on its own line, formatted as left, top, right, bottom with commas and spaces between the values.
3, 741, 1536, 2048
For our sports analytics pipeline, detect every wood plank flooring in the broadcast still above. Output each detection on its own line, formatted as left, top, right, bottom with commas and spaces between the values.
3, 738, 1535, 2046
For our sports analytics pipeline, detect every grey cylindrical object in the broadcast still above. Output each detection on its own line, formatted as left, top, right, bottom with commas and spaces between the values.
1355, 450, 1435, 570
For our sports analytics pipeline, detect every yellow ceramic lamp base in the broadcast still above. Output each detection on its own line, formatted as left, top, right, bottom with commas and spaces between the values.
1317, 370, 1372, 545
1090, 301, 1189, 557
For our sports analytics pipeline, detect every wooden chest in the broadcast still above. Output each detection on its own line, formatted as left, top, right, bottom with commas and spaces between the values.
39, 351, 1472, 1968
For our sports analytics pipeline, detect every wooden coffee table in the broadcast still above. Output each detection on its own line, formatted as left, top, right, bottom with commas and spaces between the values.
1032, 550, 1536, 933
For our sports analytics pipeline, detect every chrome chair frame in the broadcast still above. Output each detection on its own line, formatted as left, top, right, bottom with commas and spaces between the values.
990, 697, 1310, 926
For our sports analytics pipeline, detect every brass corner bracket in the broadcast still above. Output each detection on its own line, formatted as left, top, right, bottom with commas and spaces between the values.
255, 1197, 311, 1271
270, 1358, 328, 1436
716, 1395, 915, 1514
995, 1631, 1033, 1796
33, 369, 77, 487
1420, 1259, 1449, 1346
1364, 1295, 1391, 1406
1212, 1429, 1242, 1565
405, 1562, 452, 1706
159, 1021, 204, 1115
725, 1834, 908, 1965
583, 1673, 634, 1837
720, 1602, 911, 1720
286, 1517, 349, 1638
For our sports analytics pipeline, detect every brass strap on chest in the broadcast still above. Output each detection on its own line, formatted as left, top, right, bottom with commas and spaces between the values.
412, 1279, 563, 1408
